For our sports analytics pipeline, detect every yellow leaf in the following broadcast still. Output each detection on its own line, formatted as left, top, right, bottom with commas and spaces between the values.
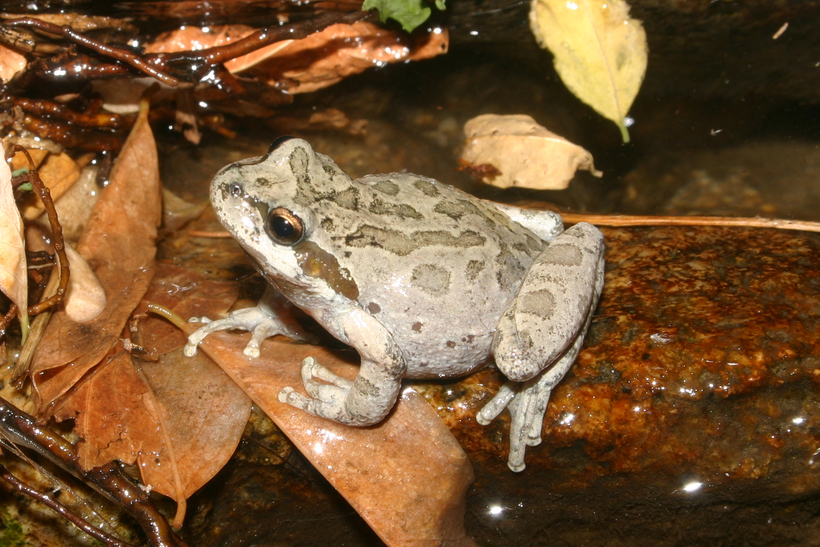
530, 0, 647, 142
0, 159, 28, 340
461, 114, 602, 190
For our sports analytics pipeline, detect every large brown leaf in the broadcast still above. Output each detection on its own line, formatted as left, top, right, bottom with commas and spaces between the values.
31, 101, 161, 411
194, 331, 476, 547
53, 264, 251, 518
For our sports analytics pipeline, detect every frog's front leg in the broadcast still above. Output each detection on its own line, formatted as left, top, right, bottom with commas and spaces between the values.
279, 307, 407, 426
184, 286, 311, 358
478, 222, 605, 471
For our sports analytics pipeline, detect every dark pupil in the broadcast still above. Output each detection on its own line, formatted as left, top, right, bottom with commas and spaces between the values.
271, 215, 294, 238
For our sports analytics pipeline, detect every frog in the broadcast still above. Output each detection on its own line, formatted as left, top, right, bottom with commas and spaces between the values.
185, 136, 605, 472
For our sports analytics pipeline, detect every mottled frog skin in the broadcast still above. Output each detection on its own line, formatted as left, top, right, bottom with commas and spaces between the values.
186, 137, 605, 471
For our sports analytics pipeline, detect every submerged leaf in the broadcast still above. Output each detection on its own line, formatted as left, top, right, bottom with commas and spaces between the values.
461, 114, 602, 189
530, 0, 647, 142
0, 158, 28, 339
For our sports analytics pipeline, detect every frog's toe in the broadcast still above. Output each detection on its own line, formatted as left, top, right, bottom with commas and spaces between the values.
278, 386, 299, 404
300, 357, 353, 389
476, 381, 517, 425
243, 340, 262, 358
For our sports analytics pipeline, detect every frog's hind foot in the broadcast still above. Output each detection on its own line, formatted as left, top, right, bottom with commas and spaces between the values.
478, 341, 583, 472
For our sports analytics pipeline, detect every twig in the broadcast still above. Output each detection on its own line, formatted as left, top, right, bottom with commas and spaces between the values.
164, 10, 370, 68
5, 18, 180, 86
13, 97, 123, 128
7, 11, 372, 86
0, 398, 187, 547
0, 463, 135, 547
561, 213, 820, 234
12, 146, 70, 315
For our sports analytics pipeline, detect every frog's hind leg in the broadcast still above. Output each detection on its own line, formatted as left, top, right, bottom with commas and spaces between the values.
478, 315, 589, 471
479, 222, 605, 471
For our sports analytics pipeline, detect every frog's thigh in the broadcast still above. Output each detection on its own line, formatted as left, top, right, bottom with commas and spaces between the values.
492, 222, 605, 382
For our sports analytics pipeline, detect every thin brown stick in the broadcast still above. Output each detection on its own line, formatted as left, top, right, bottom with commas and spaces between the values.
13, 146, 70, 315
8, 11, 371, 86
13, 97, 123, 128
561, 213, 820, 234
5, 18, 180, 86
186, 229, 232, 238
0, 398, 187, 547
0, 464, 135, 547
166, 10, 370, 67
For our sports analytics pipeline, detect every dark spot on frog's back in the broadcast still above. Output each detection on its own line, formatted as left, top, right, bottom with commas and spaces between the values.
413, 178, 439, 197
411, 264, 450, 295
331, 187, 360, 211
373, 179, 400, 196
412, 322, 423, 332
345, 226, 486, 256
434, 199, 482, 221
255, 177, 272, 188
369, 197, 422, 220
466, 260, 485, 281
367, 302, 381, 314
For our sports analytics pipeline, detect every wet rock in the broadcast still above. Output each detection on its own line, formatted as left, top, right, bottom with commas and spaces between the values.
185, 223, 820, 545
416, 224, 820, 545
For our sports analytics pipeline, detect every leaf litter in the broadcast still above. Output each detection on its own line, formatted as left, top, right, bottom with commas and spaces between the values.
0, 157, 28, 340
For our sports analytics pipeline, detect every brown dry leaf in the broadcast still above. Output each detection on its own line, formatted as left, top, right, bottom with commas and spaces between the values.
52, 263, 249, 524
461, 114, 601, 189
0, 44, 26, 83
31, 100, 161, 411
0, 157, 28, 339
194, 331, 476, 547
146, 22, 449, 94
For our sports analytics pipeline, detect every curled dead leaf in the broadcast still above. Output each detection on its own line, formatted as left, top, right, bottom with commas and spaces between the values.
0, 44, 26, 83
461, 114, 601, 190
146, 21, 449, 94
31, 97, 161, 410
40, 163, 100, 242
529, 0, 647, 142
0, 158, 28, 339
63, 243, 106, 323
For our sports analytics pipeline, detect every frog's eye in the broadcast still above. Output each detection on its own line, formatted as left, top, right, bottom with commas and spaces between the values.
266, 207, 304, 245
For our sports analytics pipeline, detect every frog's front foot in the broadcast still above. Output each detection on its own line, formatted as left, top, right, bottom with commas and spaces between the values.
279, 357, 355, 423
184, 305, 305, 358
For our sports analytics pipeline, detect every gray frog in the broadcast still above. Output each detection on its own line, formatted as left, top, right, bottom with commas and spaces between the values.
185, 137, 605, 471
